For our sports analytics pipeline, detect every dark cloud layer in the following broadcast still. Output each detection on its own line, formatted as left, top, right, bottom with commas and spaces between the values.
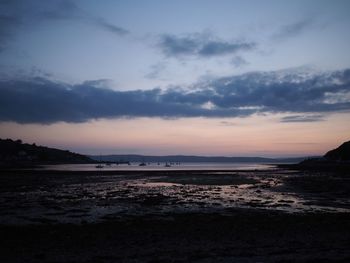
280, 115, 325, 123
1, 68, 349, 124
0, 0, 128, 52
159, 33, 255, 58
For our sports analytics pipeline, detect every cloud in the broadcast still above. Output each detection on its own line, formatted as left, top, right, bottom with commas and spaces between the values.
39, 1, 128, 36
145, 62, 167, 79
159, 33, 256, 58
92, 17, 128, 36
220, 121, 237, 126
37, 0, 81, 20
0, 15, 19, 51
280, 115, 325, 123
231, 56, 249, 68
273, 18, 313, 40
0, 0, 23, 51
0, 68, 350, 124
0, 0, 128, 52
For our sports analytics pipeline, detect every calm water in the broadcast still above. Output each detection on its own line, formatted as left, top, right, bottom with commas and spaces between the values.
40, 162, 277, 171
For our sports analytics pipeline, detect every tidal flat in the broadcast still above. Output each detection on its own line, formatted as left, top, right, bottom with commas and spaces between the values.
0, 168, 349, 262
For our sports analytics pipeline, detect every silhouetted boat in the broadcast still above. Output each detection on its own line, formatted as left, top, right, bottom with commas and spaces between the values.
139, 162, 146, 166
164, 162, 171, 167
96, 155, 103, 168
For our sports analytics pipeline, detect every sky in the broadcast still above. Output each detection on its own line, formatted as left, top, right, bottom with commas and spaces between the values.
0, 0, 350, 157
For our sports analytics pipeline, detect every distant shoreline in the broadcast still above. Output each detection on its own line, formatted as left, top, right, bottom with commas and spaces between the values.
0, 167, 279, 176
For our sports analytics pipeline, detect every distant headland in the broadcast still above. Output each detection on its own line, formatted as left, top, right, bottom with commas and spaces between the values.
281, 140, 350, 172
0, 138, 93, 167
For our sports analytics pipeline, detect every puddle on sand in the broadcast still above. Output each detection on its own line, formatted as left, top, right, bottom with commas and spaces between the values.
127, 175, 350, 214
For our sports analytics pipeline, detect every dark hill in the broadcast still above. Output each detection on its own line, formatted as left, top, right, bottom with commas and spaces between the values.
288, 140, 350, 172
0, 138, 93, 167
324, 141, 350, 161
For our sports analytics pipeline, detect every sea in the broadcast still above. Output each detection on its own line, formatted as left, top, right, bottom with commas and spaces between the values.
40, 162, 278, 171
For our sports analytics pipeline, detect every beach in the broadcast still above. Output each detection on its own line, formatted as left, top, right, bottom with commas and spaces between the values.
0, 166, 349, 262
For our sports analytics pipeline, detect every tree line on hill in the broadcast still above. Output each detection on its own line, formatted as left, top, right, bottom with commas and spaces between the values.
0, 138, 92, 167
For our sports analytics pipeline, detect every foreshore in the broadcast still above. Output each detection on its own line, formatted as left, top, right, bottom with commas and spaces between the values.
2, 210, 350, 263
0, 167, 349, 262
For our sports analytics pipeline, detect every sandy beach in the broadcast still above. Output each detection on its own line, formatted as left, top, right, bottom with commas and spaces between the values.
0, 167, 349, 262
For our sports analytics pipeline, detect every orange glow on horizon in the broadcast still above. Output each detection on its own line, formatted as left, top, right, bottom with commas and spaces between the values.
0, 112, 349, 157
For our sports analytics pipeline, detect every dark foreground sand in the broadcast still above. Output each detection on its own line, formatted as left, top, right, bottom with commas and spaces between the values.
0, 168, 349, 262
1, 211, 350, 263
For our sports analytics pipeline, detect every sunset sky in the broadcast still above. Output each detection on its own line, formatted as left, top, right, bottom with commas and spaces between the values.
0, 0, 350, 157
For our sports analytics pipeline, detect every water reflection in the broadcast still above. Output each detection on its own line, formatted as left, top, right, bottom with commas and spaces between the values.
1, 169, 349, 225
40, 162, 276, 171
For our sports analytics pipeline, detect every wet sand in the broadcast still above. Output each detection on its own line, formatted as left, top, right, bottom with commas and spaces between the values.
0, 168, 349, 262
